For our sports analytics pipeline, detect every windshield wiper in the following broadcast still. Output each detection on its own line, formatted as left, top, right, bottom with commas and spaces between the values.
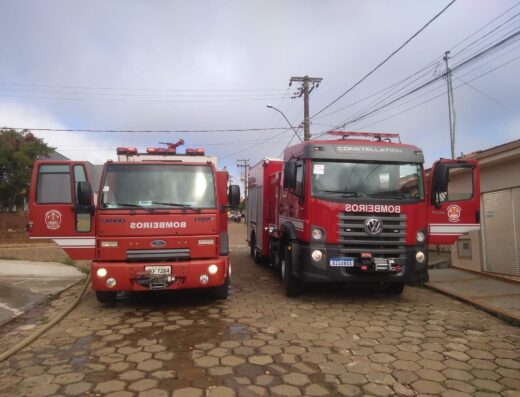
111, 202, 157, 213
151, 202, 202, 213
368, 191, 405, 199
317, 190, 358, 198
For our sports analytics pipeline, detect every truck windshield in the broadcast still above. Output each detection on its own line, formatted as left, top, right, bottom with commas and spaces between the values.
312, 161, 424, 200
100, 164, 216, 209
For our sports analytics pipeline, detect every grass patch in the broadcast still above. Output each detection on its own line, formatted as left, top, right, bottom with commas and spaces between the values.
60, 258, 76, 267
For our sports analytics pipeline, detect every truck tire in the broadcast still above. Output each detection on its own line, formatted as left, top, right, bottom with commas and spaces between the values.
385, 283, 405, 295
250, 234, 264, 265
212, 277, 229, 300
249, 235, 256, 258
96, 291, 117, 303
282, 244, 300, 297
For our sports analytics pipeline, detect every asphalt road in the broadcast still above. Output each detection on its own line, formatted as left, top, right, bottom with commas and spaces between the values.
0, 223, 519, 397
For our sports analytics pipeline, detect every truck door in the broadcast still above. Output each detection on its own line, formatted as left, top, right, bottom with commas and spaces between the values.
427, 159, 480, 244
28, 160, 96, 260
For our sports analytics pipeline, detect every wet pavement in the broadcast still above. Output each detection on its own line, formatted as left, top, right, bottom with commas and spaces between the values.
0, 260, 85, 326
0, 224, 519, 396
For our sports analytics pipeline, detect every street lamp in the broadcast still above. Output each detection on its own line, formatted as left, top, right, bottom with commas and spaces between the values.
266, 104, 303, 142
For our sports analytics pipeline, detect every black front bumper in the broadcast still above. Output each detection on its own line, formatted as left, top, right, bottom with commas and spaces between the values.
291, 243, 429, 285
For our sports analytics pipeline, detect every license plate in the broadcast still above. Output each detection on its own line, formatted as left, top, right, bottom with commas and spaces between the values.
144, 265, 171, 275
330, 257, 355, 267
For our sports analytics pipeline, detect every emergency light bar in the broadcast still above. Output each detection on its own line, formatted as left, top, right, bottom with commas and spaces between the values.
327, 131, 401, 143
186, 148, 205, 155
147, 147, 167, 153
116, 147, 138, 154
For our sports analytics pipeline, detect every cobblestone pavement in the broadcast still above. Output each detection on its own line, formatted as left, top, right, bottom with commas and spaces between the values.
1, 224, 519, 397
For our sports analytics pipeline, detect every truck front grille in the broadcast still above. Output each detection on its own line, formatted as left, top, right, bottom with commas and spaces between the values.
126, 248, 190, 261
338, 212, 406, 259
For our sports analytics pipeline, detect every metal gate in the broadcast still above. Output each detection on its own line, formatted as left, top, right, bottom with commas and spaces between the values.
482, 187, 520, 275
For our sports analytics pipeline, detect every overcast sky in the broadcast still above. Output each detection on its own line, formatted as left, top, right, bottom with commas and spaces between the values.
1, 0, 519, 185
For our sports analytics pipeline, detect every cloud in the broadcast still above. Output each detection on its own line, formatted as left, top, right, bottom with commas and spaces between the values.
0, 0, 518, 173
0, 100, 115, 164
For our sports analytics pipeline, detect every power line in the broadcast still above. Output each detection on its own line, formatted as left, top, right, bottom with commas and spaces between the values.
0, 87, 298, 99
311, 0, 457, 119
312, 59, 442, 121
314, 4, 520, 128
220, 127, 296, 160
0, 81, 287, 93
319, 28, 520, 135
455, 76, 519, 117
2, 126, 299, 134
0, 92, 292, 103
352, 53, 520, 131
449, 1, 520, 52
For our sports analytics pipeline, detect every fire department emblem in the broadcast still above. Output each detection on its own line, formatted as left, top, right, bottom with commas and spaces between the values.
447, 205, 461, 223
45, 209, 62, 230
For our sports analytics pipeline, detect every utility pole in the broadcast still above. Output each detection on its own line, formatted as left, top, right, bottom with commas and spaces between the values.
236, 159, 250, 202
290, 76, 323, 141
443, 51, 456, 159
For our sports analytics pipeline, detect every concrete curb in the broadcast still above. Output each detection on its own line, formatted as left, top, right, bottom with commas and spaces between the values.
425, 282, 520, 327
0, 277, 86, 327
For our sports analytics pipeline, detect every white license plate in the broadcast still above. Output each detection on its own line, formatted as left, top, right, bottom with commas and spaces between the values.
330, 258, 355, 267
144, 265, 171, 275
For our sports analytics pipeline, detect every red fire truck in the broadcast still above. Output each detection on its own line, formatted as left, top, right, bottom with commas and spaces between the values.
248, 132, 480, 296
27, 142, 240, 302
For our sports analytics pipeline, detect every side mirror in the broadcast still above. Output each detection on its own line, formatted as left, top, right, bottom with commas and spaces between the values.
76, 181, 93, 207
228, 185, 240, 206
283, 161, 296, 189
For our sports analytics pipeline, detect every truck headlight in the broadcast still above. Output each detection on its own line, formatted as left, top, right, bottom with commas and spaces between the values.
311, 227, 324, 241
416, 231, 425, 243
96, 268, 107, 278
106, 278, 116, 288
311, 250, 323, 262
208, 264, 218, 275
416, 251, 425, 263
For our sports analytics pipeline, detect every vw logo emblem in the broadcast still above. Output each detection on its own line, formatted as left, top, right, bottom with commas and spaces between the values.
151, 240, 166, 248
364, 218, 383, 236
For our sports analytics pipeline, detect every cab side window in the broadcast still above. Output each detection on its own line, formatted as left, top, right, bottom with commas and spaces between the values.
440, 167, 474, 203
294, 160, 304, 200
36, 165, 72, 203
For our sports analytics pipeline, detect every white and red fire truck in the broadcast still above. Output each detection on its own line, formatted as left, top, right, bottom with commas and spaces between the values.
248, 132, 480, 296
27, 141, 240, 302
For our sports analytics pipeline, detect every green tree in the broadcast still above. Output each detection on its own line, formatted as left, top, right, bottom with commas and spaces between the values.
0, 129, 53, 211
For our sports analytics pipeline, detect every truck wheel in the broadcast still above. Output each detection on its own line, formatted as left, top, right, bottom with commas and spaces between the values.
282, 245, 301, 297
249, 235, 256, 258
253, 248, 264, 265
96, 291, 117, 303
385, 283, 405, 295
250, 235, 264, 265
212, 278, 229, 300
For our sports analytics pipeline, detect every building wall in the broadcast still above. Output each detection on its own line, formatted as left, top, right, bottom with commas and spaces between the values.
452, 230, 481, 271
479, 158, 520, 193
451, 155, 520, 273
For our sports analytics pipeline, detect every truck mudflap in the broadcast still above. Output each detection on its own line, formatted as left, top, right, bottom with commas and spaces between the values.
294, 244, 428, 284
91, 257, 229, 292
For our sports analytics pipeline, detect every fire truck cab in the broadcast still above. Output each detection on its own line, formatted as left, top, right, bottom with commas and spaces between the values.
27, 143, 240, 302
248, 132, 480, 296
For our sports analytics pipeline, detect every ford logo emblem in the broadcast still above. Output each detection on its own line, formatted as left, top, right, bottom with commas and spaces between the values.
151, 240, 166, 248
